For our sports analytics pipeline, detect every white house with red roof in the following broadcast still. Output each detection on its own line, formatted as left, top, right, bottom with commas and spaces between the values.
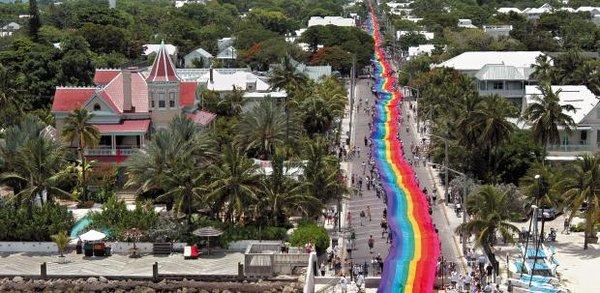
51, 42, 216, 164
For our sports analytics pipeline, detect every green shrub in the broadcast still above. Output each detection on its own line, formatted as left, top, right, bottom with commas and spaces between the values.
571, 222, 585, 232
289, 221, 329, 254
0, 202, 74, 241
88, 196, 158, 241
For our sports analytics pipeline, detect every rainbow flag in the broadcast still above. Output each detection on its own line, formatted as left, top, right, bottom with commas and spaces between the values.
366, 4, 440, 293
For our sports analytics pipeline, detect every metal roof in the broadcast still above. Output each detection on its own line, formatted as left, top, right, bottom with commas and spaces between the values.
475, 64, 526, 81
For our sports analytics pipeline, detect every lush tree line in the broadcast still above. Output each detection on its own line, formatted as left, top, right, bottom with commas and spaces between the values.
0, 0, 369, 120
387, 0, 600, 58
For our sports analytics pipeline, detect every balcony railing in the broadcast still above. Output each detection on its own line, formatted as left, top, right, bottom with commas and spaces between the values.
478, 89, 524, 97
547, 144, 593, 152
84, 147, 141, 156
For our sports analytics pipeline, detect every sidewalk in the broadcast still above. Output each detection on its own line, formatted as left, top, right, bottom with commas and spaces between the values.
401, 100, 467, 274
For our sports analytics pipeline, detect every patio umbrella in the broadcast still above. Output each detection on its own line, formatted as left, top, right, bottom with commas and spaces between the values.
192, 227, 223, 255
79, 230, 106, 242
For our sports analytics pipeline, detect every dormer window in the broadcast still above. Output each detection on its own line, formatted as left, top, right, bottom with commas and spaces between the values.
93, 103, 101, 111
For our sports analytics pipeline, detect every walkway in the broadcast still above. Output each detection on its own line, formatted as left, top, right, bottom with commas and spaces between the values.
0, 252, 243, 277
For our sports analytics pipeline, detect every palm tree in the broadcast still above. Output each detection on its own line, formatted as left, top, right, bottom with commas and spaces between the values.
217, 86, 247, 116
302, 136, 348, 213
468, 95, 516, 181
156, 155, 205, 230
531, 54, 554, 83
0, 115, 46, 173
268, 57, 309, 95
205, 146, 262, 225
51, 230, 70, 257
235, 100, 292, 159
1, 136, 71, 207
521, 83, 576, 150
61, 108, 100, 201
258, 151, 319, 225
520, 162, 560, 209
126, 115, 214, 218
457, 185, 520, 272
558, 154, 600, 249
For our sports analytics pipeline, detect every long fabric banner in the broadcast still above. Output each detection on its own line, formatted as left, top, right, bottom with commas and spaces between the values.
366, 3, 440, 292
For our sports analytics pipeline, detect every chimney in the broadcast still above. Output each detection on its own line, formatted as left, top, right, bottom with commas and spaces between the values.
123, 68, 133, 112
209, 67, 214, 84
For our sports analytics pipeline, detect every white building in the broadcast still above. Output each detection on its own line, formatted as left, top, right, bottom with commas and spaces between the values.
183, 47, 213, 68
521, 85, 600, 158
458, 19, 477, 28
483, 25, 513, 38
408, 44, 435, 59
435, 51, 547, 105
497, 7, 522, 14
307, 16, 356, 27
0, 22, 20, 37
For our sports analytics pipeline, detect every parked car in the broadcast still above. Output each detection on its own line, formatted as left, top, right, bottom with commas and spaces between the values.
536, 207, 559, 220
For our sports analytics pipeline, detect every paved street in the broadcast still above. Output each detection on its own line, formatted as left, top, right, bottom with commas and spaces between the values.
343, 78, 462, 276
344, 78, 391, 270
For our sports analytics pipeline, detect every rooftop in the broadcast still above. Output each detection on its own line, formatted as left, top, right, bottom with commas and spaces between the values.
435, 51, 546, 71
307, 16, 356, 27
475, 64, 526, 81
524, 85, 599, 124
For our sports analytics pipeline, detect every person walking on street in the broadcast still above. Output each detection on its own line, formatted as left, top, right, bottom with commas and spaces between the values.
368, 235, 375, 254
362, 161, 366, 174
360, 210, 366, 226
562, 218, 570, 234
339, 273, 349, 293
347, 211, 352, 227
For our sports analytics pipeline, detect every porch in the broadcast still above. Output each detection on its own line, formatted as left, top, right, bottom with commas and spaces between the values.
83, 120, 150, 159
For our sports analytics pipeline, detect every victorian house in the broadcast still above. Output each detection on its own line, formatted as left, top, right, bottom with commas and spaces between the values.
51, 43, 216, 164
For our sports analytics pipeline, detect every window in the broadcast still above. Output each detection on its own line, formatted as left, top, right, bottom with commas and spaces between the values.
158, 92, 166, 108
93, 103, 101, 111
151, 100, 155, 108
492, 82, 504, 90
169, 92, 176, 108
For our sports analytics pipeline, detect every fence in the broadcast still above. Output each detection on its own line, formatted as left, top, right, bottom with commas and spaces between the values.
244, 242, 310, 277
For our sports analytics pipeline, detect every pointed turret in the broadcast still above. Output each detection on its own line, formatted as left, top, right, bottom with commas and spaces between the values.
146, 41, 179, 82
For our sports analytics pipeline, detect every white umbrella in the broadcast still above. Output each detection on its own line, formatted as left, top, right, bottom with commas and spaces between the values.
79, 230, 106, 242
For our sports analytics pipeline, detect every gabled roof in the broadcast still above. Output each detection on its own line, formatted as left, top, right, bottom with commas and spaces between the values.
185, 47, 213, 59
103, 71, 149, 113
146, 42, 179, 82
524, 85, 599, 124
51, 87, 97, 112
475, 64, 526, 81
93, 69, 120, 85
216, 46, 237, 59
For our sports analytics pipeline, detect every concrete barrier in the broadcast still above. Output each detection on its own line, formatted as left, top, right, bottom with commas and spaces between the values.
0, 242, 186, 254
